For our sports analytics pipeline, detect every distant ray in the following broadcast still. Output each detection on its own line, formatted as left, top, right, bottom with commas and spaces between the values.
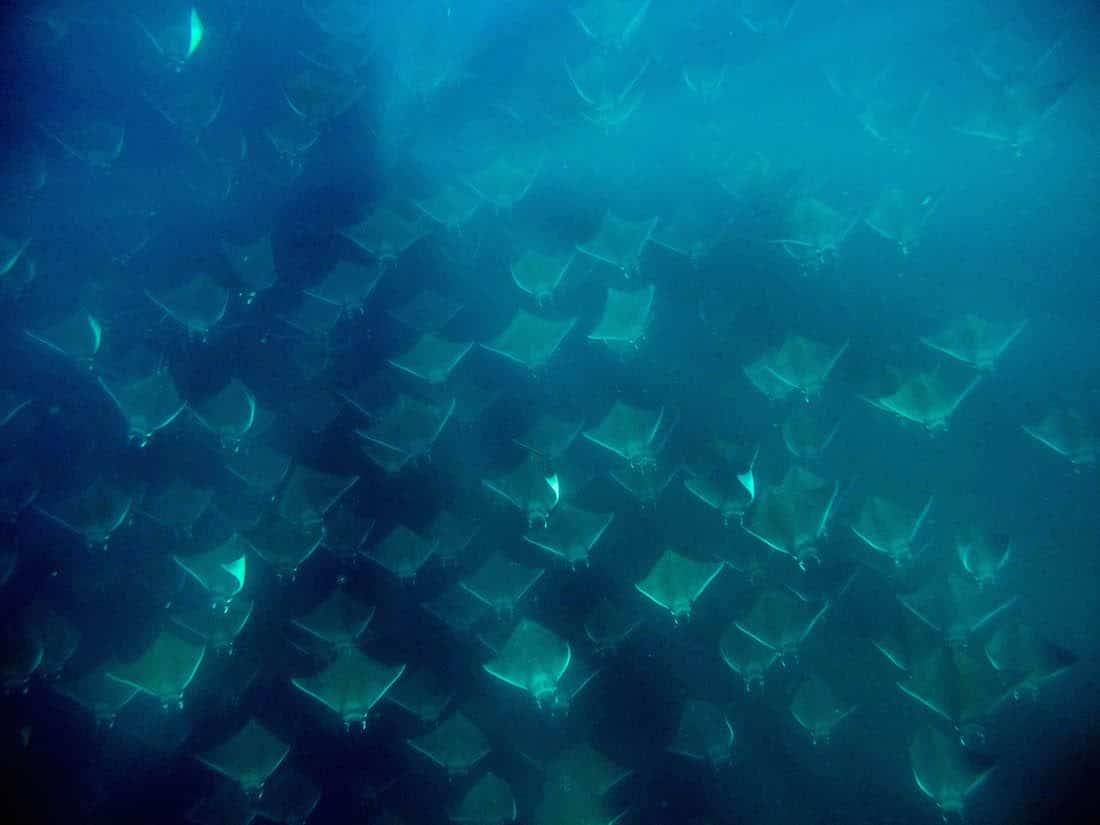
39, 479, 132, 545
782, 406, 840, 460
99, 368, 186, 443
583, 401, 664, 468
291, 647, 405, 727
534, 744, 631, 825
172, 599, 253, 651
278, 463, 358, 526
264, 113, 321, 167
280, 291, 343, 338
389, 289, 464, 333
669, 699, 734, 767
451, 772, 516, 825
898, 572, 1016, 644
388, 333, 474, 385
588, 284, 655, 350
909, 727, 995, 815
363, 524, 436, 583
483, 456, 561, 526
610, 458, 679, 505
483, 619, 572, 706
1, 620, 43, 690
135, 6, 205, 68
921, 315, 1027, 370
862, 366, 981, 432
481, 310, 577, 371
635, 549, 723, 621
584, 597, 642, 653
510, 249, 575, 307
340, 205, 428, 265
292, 586, 375, 650
107, 630, 206, 707
524, 504, 614, 569
565, 52, 648, 131
683, 446, 759, 526
850, 494, 934, 566
25, 310, 103, 362
324, 501, 375, 562
865, 186, 939, 255
957, 77, 1072, 154
55, 667, 140, 725
408, 711, 491, 777
761, 335, 849, 398
897, 644, 1012, 727
790, 673, 857, 744
651, 203, 728, 263
222, 235, 277, 297
303, 0, 375, 38
984, 621, 1077, 692
735, 588, 829, 657
464, 148, 542, 211
247, 515, 324, 579
514, 411, 584, 460
145, 76, 224, 138
577, 212, 657, 277
771, 196, 857, 268
146, 273, 229, 336
739, 0, 798, 34
416, 183, 483, 231
742, 466, 839, 565
141, 479, 213, 534
719, 621, 779, 690
1022, 409, 1098, 466
955, 524, 1012, 586
425, 509, 478, 566
0, 234, 30, 276
196, 718, 290, 796
41, 118, 125, 169
681, 61, 728, 104
305, 259, 382, 315
570, 0, 652, 49
461, 552, 544, 615
743, 354, 796, 402
23, 601, 80, 678
191, 380, 256, 442
356, 394, 455, 474
226, 443, 291, 491
284, 66, 365, 123
422, 584, 491, 637
253, 761, 322, 825
386, 667, 453, 725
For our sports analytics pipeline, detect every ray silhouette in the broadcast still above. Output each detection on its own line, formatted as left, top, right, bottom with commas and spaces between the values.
772, 196, 857, 267
305, 259, 382, 315
587, 284, 655, 350
40, 479, 133, 545
955, 524, 1012, 586
191, 380, 256, 443
356, 394, 456, 474
483, 619, 572, 706
782, 406, 840, 460
669, 699, 734, 766
683, 445, 759, 526
389, 289, 464, 333
291, 647, 405, 728
23, 601, 80, 678
55, 667, 141, 725
416, 183, 483, 231
570, 0, 652, 49
583, 401, 664, 468
897, 643, 1012, 727
98, 368, 186, 443
909, 726, 995, 816
222, 235, 277, 298
141, 479, 213, 534
921, 315, 1027, 370
577, 212, 657, 277
363, 525, 437, 583
146, 274, 229, 336
865, 186, 940, 255
302, 0, 374, 39
735, 588, 829, 657
26, 310, 103, 363
425, 509, 479, 566
743, 354, 797, 402
850, 494, 934, 566
681, 60, 728, 103
957, 77, 1072, 154
340, 205, 428, 265
323, 501, 375, 562
172, 599, 254, 652
278, 463, 358, 526
651, 202, 728, 263
534, 744, 631, 825
136, 6, 205, 67
247, 515, 324, 579
0, 234, 30, 276
635, 549, 723, 621
481, 310, 577, 371
742, 466, 839, 565
464, 148, 542, 211
284, 66, 365, 123
386, 667, 453, 725
899, 572, 1016, 644
2, 620, 43, 691
107, 630, 206, 707
145, 75, 224, 138
1022, 409, 1098, 466
408, 711, 491, 777
254, 762, 322, 825
719, 620, 780, 690
523, 504, 614, 568
789, 673, 856, 744
760, 335, 849, 398
196, 719, 290, 796
280, 291, 343, 338
510, 249, 575, 307
226, 443, 292, 491
41, 118, 125, 169
422, 584, 491, 637
871, 600, 942, 674
610, 458, 679, 505
461, 552, 544, 615
739, 0, 798, 33
0, 391, 31, 430
388, 333, 474, 385
292, 586, 375, 650
565, 52, 648, 131
862, 366, 981, 431
514, 411, 584, 460
984, 621, 1077, 692
482, 456, 561, 526
451, 772, 516, 825
584, 597, 642, 653
263, 113, 321, 168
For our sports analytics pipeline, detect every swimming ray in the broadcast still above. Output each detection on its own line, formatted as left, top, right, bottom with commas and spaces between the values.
955, 524, 1012, 586
196, 719, 290, 796
564, 51, 647, 114
510, 249, 575, 306
921, 315, 1027, 370
425, 509, 478, 566
635, 549, 723, 622
762, 335, 849, 398
263, 112, 321, 168
871, 601, 941, 674
363, 524, 436, 583
186, 780, 253, 825
850, 494, 934, 566
683, 446, 759, 526
514, 412, 584, 460
280, 291, 343, 338
145, 75, 224, 139
302, 0, 375, 39
340, 205, 428, 266
743, 354, 797, 402
1022, 409, 1098, 466
23, 601, 80, 678
2, 620, 43, 691
742, 466, 839, 565
450, 772, 516, 825
772, 196, 857, 268
389, 289, 464, 333
898, 572, 1016, 644
322, 501, 375, 562
284, 66, 365, 123
55, 667, 141, 725
957, 77, 1072, 154
789, 673, 857, 744
141, 479, 213, 534
570, 0, 652, 49
782, 406, 840, 460
909, 727, 995, 816
461, 551, 544, 615
481, 310, 577, 372
291, 646, 405, 727
41, 118, 125, 169
388, 333, 474, 385
422, 584, 491, 637
305, 259, 382, 315
278, 463, 358, 526
386, 667, 453, 725
99, 368, 186, 443
584, 597, 642, 653
226, 443, 292, 492
739, 0, 798, 34
191, 380, 256, 443
735, 588, 829, 657
897, 644, 1012, 727
719, 621, 779, 690
135, 6, 205, 68
26, 309, 103, 363
356, 394, 455, 474
864, 186, 940, 255
651, 202, 729, 263
253, 761, 322, 825
147, 273, 229, 336
416, 183, 483, 231
610, 458, 679, 505
483, 455, 562, 526
40, 479, 133, 545
534, 744, 631, 825
588, 284, 655, 350
523, 504, 614, 569
984, 621, 1077, 692
669, 699, 734, 767
483, 619, 572, 706
171, 599, 254, 652
0, 234, 30, 277
107, 630, 206, 707
222, 235, 277, 298
583, 401, 664, 468
577, 212, 657, 277
292, 586, 375, 650
464, 148, 542, 211
246, 515, 325, 579
681, 60, 728, 104
862, 365, 981, 432
408, 711, 491, 777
